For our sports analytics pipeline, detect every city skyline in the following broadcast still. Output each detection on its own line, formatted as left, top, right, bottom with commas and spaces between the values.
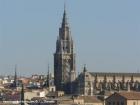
0, 0, 140, 76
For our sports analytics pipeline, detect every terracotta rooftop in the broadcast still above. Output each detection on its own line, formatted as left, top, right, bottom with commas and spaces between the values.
119, 92, 140, 100
107, 92, 140, 100
58, 100, 74, 104
76, 96, 102, 103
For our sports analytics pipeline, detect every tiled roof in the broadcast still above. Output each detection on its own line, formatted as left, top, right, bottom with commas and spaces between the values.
76, 96, 102, 103
58, 100, 74, 104
119, 92, 140, 100
46, 92, 57, 97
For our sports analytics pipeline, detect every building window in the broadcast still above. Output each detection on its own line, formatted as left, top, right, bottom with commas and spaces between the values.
51, 88, 54, 92
86, 75, 88, 77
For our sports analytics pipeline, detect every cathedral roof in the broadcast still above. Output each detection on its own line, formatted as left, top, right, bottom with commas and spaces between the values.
90, 72, 140, 77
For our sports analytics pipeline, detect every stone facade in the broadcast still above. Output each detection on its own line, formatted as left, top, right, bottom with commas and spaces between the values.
73, 96, 103, 105
76, 66, 140, 96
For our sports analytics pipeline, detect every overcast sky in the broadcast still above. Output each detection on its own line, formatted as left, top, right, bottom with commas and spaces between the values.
0, 0, 140, 76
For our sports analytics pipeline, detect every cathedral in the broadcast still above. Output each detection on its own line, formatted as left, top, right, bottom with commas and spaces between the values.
54, 7, 140, 95
77, 66, 140, 96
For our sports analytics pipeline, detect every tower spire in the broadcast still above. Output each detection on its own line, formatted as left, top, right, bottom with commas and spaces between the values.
54, 5, 76, 93
47, 63, 50, 87
64, 1, 66, 12
62, 2, 68, 28
14, 64, 17, 87
83, 64, 87, 72
48, 63, 50, 76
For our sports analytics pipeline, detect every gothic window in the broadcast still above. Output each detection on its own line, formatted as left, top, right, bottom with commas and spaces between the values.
88, 82, 91, 86
63, 58, 71, 82
86, 75, 89, 77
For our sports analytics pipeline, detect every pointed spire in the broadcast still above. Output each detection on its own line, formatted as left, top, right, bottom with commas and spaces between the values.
104, 74, 107, 83
21, 83, 24, 105
113, 75, 116, 83
64, 1, 66, 12
83, 64, 87, 72
95, 74, 98, 83
62, 2, 68, 28
14, 64, 17, 87
58, 2, 72, 42
47, 63, 50, 87
131, 75, 134, 83
122, 75, 125, 83
48, 63, 50, 76
15, 64, 17, 77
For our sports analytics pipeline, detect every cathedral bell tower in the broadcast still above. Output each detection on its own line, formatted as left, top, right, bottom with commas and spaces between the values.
54, 7, 76, 93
